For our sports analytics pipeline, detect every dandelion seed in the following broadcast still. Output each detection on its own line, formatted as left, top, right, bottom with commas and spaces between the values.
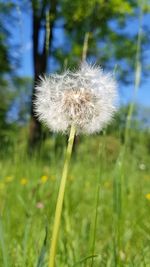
145, 193, 150, 201
34, 62, 118, 134
40, 175, 48, 183
20, 178, 28, 185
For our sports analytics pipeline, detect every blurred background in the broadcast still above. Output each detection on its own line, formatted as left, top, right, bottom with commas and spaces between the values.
0, 1, 150, 266
0, 0, 150, 150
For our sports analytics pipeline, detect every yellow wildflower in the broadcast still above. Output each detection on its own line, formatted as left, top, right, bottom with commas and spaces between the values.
40, 175, 48, 184
5, 176, 14, 183
145, 193, 150, 201
20, 178, 28, 185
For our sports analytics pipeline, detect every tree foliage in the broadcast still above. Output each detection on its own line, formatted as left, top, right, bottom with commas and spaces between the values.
54, 0, 149, 83
0, 1, 15, 141
0, 0, 149, 147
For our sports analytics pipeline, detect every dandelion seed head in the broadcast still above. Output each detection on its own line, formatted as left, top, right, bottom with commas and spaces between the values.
34, 62, 118, 134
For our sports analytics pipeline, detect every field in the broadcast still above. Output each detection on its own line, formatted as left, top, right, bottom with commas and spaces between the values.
0, 0, 150, 266
0, 129, 150, 267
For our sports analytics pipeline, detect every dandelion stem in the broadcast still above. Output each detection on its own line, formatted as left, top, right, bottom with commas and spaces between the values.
48, 124, 76, 267
82, 32, 89, 61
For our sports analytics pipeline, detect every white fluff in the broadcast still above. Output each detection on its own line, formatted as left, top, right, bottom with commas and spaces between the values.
34, 62, 118, 134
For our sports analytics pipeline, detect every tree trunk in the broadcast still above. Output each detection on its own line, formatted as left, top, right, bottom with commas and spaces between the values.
29, 0, 57, 148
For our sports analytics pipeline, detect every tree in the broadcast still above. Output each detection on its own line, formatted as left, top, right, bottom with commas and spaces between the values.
0, 1, 15, 144
0, 2, 32, 148
28, 0, 149, 145
0, 2, 13, 78
29, 0, 57, 147
58, 0, 149, 81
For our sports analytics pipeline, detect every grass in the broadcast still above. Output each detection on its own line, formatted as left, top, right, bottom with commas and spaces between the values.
0, 130, 150, 267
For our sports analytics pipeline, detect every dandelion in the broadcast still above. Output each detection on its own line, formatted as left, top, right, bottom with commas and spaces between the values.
34, 62, 117, 134
34, 62, 118, 267
20, 178, 28, 186
40, 175, 48, 184
145, 193, 150, 201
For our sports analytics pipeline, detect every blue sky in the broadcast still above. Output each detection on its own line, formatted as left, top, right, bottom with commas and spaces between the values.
10, 3, 150, 108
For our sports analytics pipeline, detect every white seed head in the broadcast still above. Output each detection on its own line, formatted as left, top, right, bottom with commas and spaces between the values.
34, 62, 118, 134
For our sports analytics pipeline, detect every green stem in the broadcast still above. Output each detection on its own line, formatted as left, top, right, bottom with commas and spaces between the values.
48, 125, 76, 267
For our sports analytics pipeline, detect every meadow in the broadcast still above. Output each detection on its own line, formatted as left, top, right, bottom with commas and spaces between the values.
0, 126, 150, 267
0, 0, 150, 266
